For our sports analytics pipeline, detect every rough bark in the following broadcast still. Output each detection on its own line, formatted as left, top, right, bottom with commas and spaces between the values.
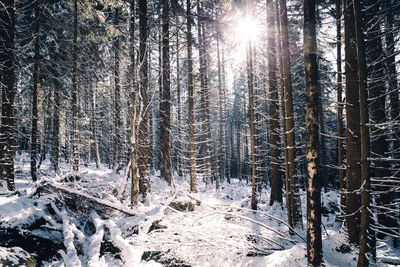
247, 42, 257, 211
113, 7, 122, 171
267, 0, 282, 205
0, 0, 16, 190
304, 0, 322, 264
187, 0, 197, 193
275, 0, 291, 225
279, 0, 302, 229
160, 0, 172, 185
138, 0, 150, 198
352, 0, 371, 265
344, 0, 361, 244
31, 0, 40, 182
72, 0, 80, 172
51, 73, 61, 173
336, 0, 345, 214
196, 0, 211, 186
129, 0, 139, 206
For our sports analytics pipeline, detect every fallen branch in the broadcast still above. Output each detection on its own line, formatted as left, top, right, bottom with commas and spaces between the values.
189, 194, 303, 243
36, 181, 136, 216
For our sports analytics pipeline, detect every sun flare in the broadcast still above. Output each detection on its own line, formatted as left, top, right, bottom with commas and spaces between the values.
234, 16, 260, 44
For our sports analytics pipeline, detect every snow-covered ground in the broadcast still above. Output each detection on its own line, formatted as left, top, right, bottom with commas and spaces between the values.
0, 155, 399, 266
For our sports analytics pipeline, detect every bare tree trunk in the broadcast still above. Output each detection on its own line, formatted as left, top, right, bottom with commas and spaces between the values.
304, 0, 322, 264
196, 0, 211, 186
247, 41, 257, 211
52, 73, 61, 173
176, 16, 183, 178
275, 0, 291, 226
336, 0, 345, 215
138, 0, 150, 198
267, 0, 282, 205
113, 7, 122, 172
279, 0, 302, 229
160, 0, 172, 185
129, 0, 139, 206
217, 33, 224, 185
344, 0, 361, 244
0, 0, 16, 190
30, 0, 40, 182
386, 0, 400, 247
352, 0, 371, 265
90, 83, 100, 169
72, 0, 80, 172
187, 0, 197, 193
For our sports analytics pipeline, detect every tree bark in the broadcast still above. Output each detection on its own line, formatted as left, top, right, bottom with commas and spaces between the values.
31, 0, 40, 182
138, 0, 150, 198
279, 0, 302, 229
344, 0, 361, 244
160, 0, 173, 185
267, 0, 282, 206
304, 0, 322, 264
187, 0, 197, 193
336, 0, 345, 215
0, 0, 16, 190
352, 0, 371, 265
129, 0, 139, 206
247, 41, 257, 211
113, 7, 122, 171
72, 0, 80, 172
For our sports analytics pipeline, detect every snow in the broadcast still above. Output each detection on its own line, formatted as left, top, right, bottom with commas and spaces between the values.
0, 154, 399, 266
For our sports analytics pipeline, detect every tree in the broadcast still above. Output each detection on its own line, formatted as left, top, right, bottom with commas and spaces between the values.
0, 0, 16, 191
336, 0, 345, 214
72, 0, 80, 172
113, 7, 122, 171
344, 0, 361, 244
187, 0, 197, 193
129, 0, 139, 206
31, 0, 40, 181
279, 0, 302, 229
266, 0, 282, 206
304, 0, 322, 264
160, 0, 173, 185
352, 0, 370, 264
138, 0, 151, 199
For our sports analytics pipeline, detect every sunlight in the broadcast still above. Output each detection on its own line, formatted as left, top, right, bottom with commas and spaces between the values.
234, 16, 260, 44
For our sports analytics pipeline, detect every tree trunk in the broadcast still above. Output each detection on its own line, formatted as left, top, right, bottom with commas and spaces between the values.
52, 72, 61, 173
217, 33, 224, 185
138, 0, 151, 198
176, 16, 183, 178
247, 41, 257, 211
0, 0, 16, 191
267, 0, 282, 205
72, 0, 80, 172
352, 0, 371, 265
113, 7, 122, 172
196, 0, 211, 186
304, 0, 322, 264
336, 0, 345, 215
160, 0, 172, 185
279, 0, 302, 229
275, 0, 291, 225
344, 0, 361, 244
30, 0, 40, 182
187, 0, 197, 193
386, 0, 400, 246
90, 83, 100, 169
129, 0, 139, 206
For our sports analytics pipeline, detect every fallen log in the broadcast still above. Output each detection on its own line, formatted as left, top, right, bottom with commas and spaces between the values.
35, 181, 136, 217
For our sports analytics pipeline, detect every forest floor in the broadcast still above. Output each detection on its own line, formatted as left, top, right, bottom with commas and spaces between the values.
0, 154, 399, 266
